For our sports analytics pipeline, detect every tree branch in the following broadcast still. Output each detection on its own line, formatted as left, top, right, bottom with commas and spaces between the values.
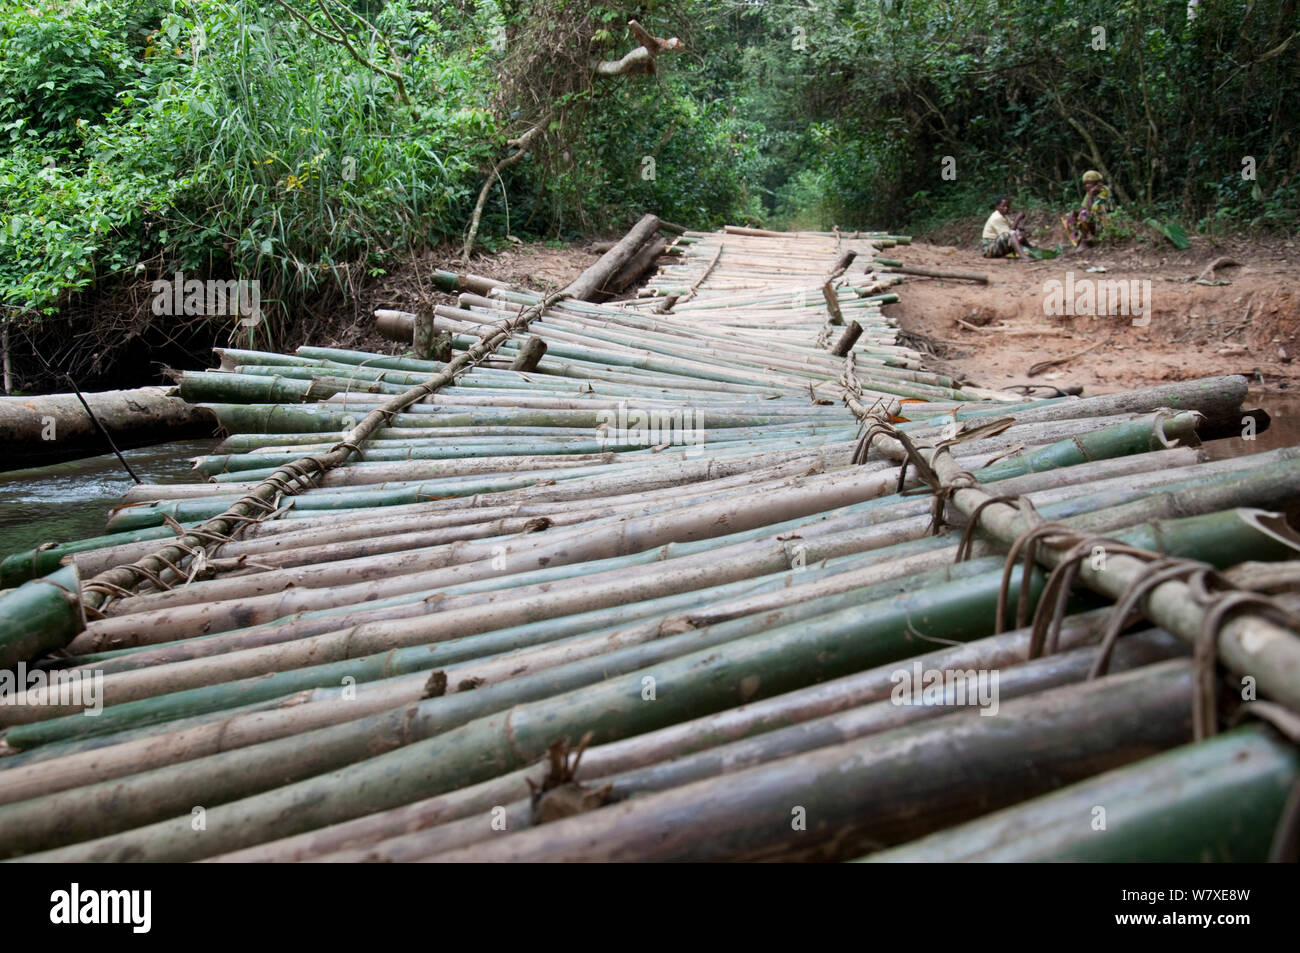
268, 0, 409, 105
591, 20, 681, 76
461, 118, 551, 260
320, 0, 409, 102
462, 21, 683, 258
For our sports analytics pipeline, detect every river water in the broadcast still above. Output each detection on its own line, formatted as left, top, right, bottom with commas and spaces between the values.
0, 440, 216, 560
1202, 395, 1300, 461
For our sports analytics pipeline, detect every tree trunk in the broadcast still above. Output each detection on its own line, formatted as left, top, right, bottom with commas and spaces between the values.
0, 387, 215, 470
564, 215, 663, 301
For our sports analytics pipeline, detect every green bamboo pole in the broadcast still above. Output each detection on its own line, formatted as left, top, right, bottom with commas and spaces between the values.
863, 725, 1300, 862
1, 524, 193, 589
175, 370, 392, 404
0, 567, 81, 670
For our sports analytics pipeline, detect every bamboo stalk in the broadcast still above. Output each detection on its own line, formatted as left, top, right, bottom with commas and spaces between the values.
865, 725, 1300, 862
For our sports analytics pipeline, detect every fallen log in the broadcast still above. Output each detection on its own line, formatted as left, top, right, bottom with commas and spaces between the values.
565, 214, 663, 302
0, 387, 215, 471
606, 239, 668, 296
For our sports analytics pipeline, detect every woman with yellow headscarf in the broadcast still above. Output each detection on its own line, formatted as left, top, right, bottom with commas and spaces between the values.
1063, 170, 1115, 247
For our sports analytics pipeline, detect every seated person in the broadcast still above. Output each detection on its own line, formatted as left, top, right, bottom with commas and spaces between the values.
981, 197, 1028, 259
1063, 170, 1114, 246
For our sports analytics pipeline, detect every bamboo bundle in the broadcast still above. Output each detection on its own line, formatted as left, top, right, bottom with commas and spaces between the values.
334, 635, 1189, 861
6, 497, 1291, 737
54, 446, 1240, 679
206, 605, 1175, 861
0, 219, 1296, 865
418, 662, 1199, 863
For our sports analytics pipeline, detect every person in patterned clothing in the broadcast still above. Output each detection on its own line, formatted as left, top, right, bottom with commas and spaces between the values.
1063, 170, 1114, 247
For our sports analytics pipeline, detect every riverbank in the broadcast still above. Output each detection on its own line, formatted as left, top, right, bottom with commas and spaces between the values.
885, 232, 1300, 398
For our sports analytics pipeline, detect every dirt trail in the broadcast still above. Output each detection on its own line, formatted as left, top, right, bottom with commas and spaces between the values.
882, 235, 1300, 401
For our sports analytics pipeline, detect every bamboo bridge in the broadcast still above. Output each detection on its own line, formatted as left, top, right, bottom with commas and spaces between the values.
0, 223, 1298, 862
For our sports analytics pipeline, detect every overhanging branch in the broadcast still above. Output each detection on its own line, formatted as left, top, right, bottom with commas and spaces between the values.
591, 20, 682, 77
462, 21, 684, 258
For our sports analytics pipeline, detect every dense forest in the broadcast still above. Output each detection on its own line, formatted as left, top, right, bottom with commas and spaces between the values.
2, 0, 1297, 386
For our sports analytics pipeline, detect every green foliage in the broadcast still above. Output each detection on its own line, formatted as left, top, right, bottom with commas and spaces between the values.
0, 0, 764, 353
0, 2, 152, 145
0, 0, 506, 332
508, 81, 768, 235
731, 0, 1300, 235
1098, 206, 1143, 244
3, 0, 1297, 383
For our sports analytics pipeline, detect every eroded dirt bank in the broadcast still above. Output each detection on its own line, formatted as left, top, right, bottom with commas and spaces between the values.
882, 236, 1299, 399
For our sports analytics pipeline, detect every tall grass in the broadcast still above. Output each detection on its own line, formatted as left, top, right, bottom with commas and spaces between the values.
2, 0, 499, 346
99, 0, 496, 343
